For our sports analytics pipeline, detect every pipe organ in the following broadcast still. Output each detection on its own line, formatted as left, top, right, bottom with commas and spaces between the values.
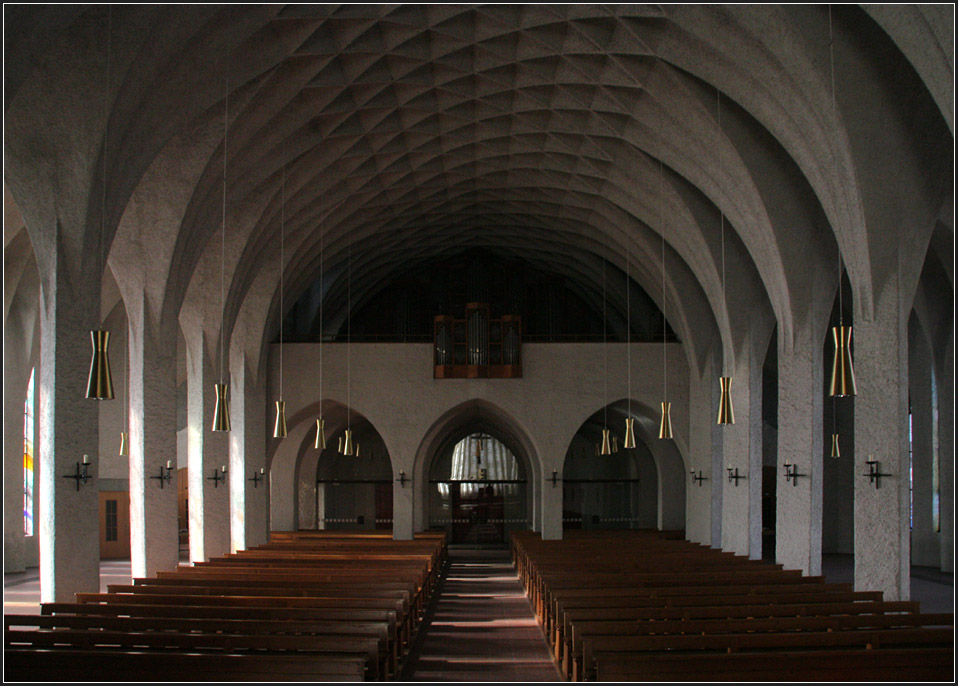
434, 303, 521, 378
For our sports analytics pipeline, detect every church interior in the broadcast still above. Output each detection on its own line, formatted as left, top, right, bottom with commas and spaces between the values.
4, 4, 954, 681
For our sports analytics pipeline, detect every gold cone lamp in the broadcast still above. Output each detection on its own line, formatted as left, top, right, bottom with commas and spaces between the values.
119, 432, 128, 456
612, 435, 619, 453
86, 330, 115, 399
717, 376, 735, 425
315, 418, 326, 449
211, 382, 231, 431
600, 428, 612, 456
273, 400, 287, 438
355, 443, 360, 458
659, 401, 673, 439
830, 433, 841, 458
624, 418, 636, 449
344, 429, 354, 456
829, 325, 857, 397
337, 435, 343, 453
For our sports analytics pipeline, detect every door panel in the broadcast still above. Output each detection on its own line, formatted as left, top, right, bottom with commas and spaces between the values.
99, 491, 130, 559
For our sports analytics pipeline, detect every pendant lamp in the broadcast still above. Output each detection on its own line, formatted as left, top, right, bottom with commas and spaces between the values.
340, 233, 354, 456
87, 7, 115, 401
211, 24, 231, 432
715, 91, 734, 426
273, 166, 287, 438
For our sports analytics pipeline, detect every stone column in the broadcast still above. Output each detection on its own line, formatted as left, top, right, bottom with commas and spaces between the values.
908, 325, 939, 567
229, 356, 268, 552
3, 328, 32, 573
775, 327, 825, 575
186, 331, 230, 562
937, 329, 953, 573
720, 347, 762, 559
127, 302, 179, 578
38, 257, 100, 602
854, 278, 910, 600
393, 476, 414, 540
686, 368, 715, 546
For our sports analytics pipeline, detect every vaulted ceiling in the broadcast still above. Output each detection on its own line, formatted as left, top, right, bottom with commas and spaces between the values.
4, 4, 953, 380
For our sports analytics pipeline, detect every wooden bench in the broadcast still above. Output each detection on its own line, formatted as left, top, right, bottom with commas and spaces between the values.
511, 530, 955, 683
594, 647, 955, 682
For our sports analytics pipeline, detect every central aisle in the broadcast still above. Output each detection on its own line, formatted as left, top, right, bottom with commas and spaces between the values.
402, 549, 561, 682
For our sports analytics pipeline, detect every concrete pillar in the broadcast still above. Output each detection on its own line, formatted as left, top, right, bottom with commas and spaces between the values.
228, 357, 268, 552
937, 329, 953, 573
908, 323, 939, 567
775, 327, 825, 575
38, 258, 100, 602
127, 302, 179, 577
854, 277, 910, 600
393, 477, 414, 540
686, 368, 715, 546
297, 465, 317, 530
720, 346, 763, 559
3, 333, 32, 573
186, 332, 230, 562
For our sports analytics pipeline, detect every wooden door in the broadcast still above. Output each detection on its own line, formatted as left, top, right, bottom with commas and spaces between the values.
99, 491, 130, 559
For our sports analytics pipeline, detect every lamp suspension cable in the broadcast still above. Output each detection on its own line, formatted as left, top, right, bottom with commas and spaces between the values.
273, 165, 288, 438
826, 4, 857, 398
600, 241, 611, 456
211, 9, 231, 431
315, 175, 325, 449
86, 4, 116, 400
715, 88, 735, 425
659, 157, 672, 440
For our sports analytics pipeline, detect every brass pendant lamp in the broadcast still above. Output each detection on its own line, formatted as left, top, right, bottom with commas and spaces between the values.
87, 7, 115, 401
658, 160, 673, 440
715, 91, 734, 426
273, 166, 288, 438
211, 27, 231, 432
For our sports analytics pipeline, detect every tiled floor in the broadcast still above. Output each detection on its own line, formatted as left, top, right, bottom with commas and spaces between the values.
402, 550, 561, 682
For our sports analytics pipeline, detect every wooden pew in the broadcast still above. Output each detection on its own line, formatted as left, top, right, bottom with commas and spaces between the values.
594, 647, 955, 682
511, 530, 954, 683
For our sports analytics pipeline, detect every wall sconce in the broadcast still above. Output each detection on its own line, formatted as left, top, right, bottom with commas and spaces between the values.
726, 465, 746, 486
63, 454, 93, 491
249, 467, 266, 488
783, 458, 804, 486
864, 457, 891, 489
549, 470, 562, 488
150, 460, 174, 488
690, 469, 708, 487
208, 465, 227, 488
396, 471, 408, 487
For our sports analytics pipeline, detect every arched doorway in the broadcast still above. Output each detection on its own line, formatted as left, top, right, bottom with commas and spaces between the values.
414, 399, 541, 543
316, 417, 393, 530
428, 432, 527, 544
562, 400, 686, 532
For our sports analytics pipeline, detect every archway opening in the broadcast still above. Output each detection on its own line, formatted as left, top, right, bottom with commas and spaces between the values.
562, 404, 658, 531
315, 417, 392, 531
428, 431, 528, 544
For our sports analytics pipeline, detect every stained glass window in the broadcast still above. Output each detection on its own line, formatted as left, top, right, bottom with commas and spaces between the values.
23, 368, 35, 536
